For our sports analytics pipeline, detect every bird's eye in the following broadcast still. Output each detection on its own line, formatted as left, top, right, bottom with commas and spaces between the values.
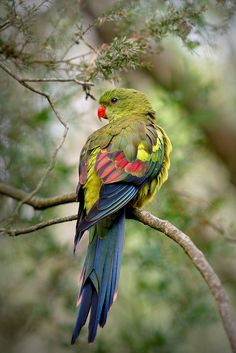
111, 97, 118, 103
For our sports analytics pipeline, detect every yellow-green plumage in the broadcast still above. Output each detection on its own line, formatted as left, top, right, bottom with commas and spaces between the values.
71, 88, 172, 344
83, 148, 101, 211
132, 125, 171, 208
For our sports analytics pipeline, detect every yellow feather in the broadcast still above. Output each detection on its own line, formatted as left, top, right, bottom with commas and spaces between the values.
137, 143, 151, 162
84, 148, 102, 212
152, 137, 162, 152
156, 126, 172, 190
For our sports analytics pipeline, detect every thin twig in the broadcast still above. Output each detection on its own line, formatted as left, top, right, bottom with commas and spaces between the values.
27, 52, 91, 65
60, 43, 76, 61
74, 24, 99, 55
0, 20, 11, 32
203, 219, 236, 243
22, 77, 94, 86
0, 214, 77, 236
28, 0, 50, 16
82, 23, 94, 36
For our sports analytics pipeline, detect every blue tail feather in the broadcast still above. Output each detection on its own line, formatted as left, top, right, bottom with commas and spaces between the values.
99, 242, 120, 327
88, 253, 111, 342
99, 260, 113, 327
71, 209, 125, 344
71, 280, 93, 344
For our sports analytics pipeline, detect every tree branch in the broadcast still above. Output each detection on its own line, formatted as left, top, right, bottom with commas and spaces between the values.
0, 182, 76, 209
20, 77, 94, 87
0, 214, 77, 236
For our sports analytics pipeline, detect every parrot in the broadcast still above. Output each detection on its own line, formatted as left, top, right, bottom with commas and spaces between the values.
71, 88, 172, 344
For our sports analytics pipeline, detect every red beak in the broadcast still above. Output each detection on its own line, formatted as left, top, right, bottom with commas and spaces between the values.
97, 105, 107, 120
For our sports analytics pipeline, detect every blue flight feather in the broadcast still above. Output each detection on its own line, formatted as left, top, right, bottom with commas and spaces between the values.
76, 183, 138, 236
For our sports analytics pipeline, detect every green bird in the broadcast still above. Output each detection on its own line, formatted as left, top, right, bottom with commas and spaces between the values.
71, 88, 172, 344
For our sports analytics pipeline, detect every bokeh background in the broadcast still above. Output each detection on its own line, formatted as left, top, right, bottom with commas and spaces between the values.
0, 1, 236, 353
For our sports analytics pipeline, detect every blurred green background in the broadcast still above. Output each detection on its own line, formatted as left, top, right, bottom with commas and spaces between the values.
0, 1, 236, 353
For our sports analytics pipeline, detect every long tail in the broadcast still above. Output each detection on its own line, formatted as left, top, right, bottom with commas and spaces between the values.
71, 209, 125, 344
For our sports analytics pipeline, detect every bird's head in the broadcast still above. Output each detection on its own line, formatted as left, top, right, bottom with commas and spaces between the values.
97, 88, 155, 122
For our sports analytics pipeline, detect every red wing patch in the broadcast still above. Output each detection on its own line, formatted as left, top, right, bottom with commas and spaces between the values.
100, 164, 117, 179
96, 155, 111, 170
116, 159, 129, 169
114, 153, 125, 162
125, 161, 146, 174
114, 153, 129, 168
95, 149, 148, 184
104, 169, 124, 183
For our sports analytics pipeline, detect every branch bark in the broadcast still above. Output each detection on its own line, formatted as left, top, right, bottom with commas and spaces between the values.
21, 77, 94, 86
0, 182, 76, 209
0, 214, 77, 236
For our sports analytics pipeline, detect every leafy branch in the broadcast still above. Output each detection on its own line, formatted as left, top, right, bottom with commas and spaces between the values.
1, 1, 234, 83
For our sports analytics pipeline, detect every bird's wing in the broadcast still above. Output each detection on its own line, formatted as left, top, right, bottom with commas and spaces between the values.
77, 118, 164, 234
